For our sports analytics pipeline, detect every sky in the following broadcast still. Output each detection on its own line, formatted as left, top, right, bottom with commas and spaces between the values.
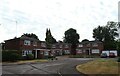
0, 0, 119, 42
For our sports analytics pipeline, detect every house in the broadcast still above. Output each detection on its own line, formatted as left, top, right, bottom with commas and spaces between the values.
4, 36, 47, 59
51, 43, 71, 56
4, 36, 71, 59
76, 40, 104, 55
4, 36, 104, 59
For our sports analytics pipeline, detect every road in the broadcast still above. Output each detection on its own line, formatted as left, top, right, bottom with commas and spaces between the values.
2, 57, 94, 76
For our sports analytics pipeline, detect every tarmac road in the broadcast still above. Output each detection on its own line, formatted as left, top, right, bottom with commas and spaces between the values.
2, 57, 94, 76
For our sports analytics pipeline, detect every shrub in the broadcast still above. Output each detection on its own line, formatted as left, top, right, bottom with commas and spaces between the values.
69, 55, 84, 58
2, 50, 22, 62
26, 54, 34, 60
117, 57, 120, 62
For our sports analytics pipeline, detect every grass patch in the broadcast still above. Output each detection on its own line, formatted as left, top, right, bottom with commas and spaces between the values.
3, 59, 48, 64
69, 55, 100, 58
76, 58, 120, 74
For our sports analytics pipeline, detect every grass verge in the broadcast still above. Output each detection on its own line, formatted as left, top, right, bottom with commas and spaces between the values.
76, 58, 120, 74
3, 59, 48, 64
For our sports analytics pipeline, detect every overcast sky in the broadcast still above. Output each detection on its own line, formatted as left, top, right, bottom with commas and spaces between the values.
0, 0, 119, 42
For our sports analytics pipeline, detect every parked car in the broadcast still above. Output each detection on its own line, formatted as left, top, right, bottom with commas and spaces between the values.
109, 52, 115, 58
100, 53, 107, 58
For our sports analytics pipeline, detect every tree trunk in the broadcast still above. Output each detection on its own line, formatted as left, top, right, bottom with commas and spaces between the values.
71, 44, 77, 55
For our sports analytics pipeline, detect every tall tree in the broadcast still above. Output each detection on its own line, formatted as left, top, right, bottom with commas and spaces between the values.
81, 39, 89, 42
93, 21, 119, 50
45, 28, 57, 48
64, 28, 80, 55
21, 33, 39, 40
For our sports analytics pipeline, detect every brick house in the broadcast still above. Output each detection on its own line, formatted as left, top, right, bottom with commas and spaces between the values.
51, 43, 71, 56
4, 36, 104, 58
4, 36, 47, 59
4, 36, 71, 59
76, 40, 104, 55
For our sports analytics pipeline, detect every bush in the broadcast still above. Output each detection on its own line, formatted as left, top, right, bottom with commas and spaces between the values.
69, 54, 100, 58
26, 54, 34, 60
2, 50, 22, 62
117, 57, 120, 62
69, 55, 84, 58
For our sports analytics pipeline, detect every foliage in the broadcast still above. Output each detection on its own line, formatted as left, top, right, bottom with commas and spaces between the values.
116, 39, 120, 56
117, 57, 120, 62
21, 33, 39, 40
81, 39, 89, 42
93, 21, 119, 50
2, 50, 22, 62
64, 28, 80, 55
69, 55, 100, 58
26, 54, 34, 60
45, 28, 57, 48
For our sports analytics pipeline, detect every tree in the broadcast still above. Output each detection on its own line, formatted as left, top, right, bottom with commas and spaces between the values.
93, 21, 119, 50
64, 28, 80, 55
93, 26, 104, 41
21, 33, 39, 40
45, 28, 57, 48
116, 39, 120, 56
81, 39, 89, 42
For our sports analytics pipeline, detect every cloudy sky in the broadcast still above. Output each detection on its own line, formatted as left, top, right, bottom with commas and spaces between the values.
0, 0, 119, 42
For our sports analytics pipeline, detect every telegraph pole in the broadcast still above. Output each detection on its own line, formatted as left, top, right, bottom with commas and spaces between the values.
16, 21, 17, 38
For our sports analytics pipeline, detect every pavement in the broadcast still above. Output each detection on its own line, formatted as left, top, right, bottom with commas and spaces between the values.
2, 56, 94, 76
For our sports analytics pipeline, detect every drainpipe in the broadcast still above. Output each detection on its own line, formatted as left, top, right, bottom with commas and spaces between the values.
35, 50, 37, 59
89, 48, 91, 55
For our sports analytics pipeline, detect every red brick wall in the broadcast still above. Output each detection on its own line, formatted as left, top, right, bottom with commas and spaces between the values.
5, 39, 20, 50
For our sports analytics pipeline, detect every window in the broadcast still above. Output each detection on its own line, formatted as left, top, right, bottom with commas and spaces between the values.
65, 45, 69, 48
77, 50, 82, 53
22, 50, 32, 56
44, 51, 49, 56
86, 43, 90, 47
52, 45, 56, 48
92, 49, 99, 53
78, 44, 83, 47
64, 50, 70, 54
92, 43, 98, 47
24, 40, 31, 45
41, 43, 46, 47
59, 45, 62, 48
33, 41, 37, 46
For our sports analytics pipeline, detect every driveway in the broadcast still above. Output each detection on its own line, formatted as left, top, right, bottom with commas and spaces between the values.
2, 57, 94, 76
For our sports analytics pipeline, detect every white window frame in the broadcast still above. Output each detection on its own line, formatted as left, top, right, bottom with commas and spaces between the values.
41, 43, 46, 47
92, 43, 98, 47
24, 40, 31, 45
92, 49, 100, 53
22, 50, 32, 56
59, 45, 62, 48
33, 41, 37, 46
65, 45, 69, 48
52, 45, 56, 48
79, 44, 83, 47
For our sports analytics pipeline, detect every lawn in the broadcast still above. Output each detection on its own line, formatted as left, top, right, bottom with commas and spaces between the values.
76, 58, 120, 75
2, 59, 48, 64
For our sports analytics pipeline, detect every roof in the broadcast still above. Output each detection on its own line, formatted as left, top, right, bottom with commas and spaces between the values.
4, 36, 40, 42
20, 36, 39, 41
79, 40, 103, 44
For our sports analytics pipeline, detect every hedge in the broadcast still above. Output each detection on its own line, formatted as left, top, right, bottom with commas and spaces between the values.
2, 50, 22, 62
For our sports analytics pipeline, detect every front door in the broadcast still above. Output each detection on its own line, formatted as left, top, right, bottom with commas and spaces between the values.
86, 50, 89, 55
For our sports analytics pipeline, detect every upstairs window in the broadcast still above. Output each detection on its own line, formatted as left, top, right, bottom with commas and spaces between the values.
59, 45, 62, 48
41, 43, 46, 47
86, 43, 90, 47
52, 45, 56, 48
78, 44, 83, 47
65, 45, 69, 48
92, 43, 98, 47
33, 41, 37, 46
24, 40, 31, 45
